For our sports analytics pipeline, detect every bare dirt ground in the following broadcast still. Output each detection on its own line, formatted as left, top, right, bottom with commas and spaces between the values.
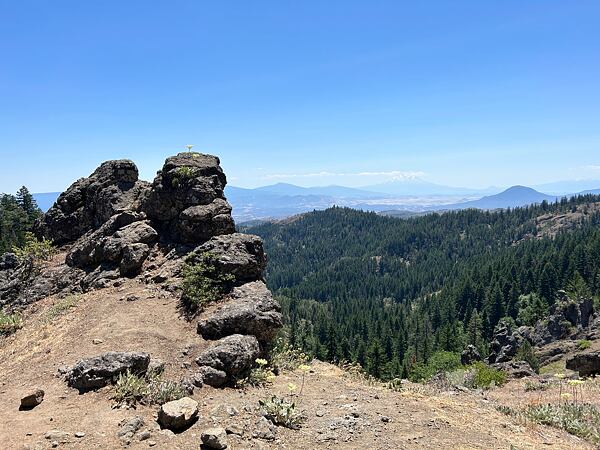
0, 278, 593, 450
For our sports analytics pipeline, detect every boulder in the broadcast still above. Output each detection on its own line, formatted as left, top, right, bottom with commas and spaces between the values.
158, 397, 199, 431
143, 153, 232, 244
460, 345, 481, 366
191, 233, 266, 284
0, 253, 19, 271
66, 214, 157, 276
198, 281, 283, 342
120, 243, 150, 276
492, 360, 536, 378
38, 160, 150, 244
191, 366, 228, 388
487, 322, 526, 364
566, 351, 600, 377
66, 351, 150, 392
178, 199, 235, 243
20, 388, 45, 409
195, 334, 260, 381
201, 427, 228, 449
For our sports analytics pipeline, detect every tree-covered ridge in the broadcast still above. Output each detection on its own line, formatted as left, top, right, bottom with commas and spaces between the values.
246, 195, 600, 379
0, 187, 41, 253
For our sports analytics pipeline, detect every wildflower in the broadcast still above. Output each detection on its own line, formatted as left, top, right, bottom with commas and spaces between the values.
255, 358, 268, 367
567, 379, 584, 386
561, 393, 572, 399
287, 383, 297, 392
554, 373, 566, 379
266, 374, 277, 382
186, 144, 194, 152
298, 364, 311, 372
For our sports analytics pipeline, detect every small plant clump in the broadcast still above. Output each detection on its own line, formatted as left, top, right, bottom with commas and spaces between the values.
46, 295, 80, 321
238, 358, 276, 387
270, 339, 311, 372
525, 403, 600, 445
0, 310, 23, 335
12, 232, 55, 263
524, 380, 549, 392
259, 395, 303, 429
112, 370, 187, 407
578, 339, 592, 350
472, 362, 507, 389
172, 166, 198, 188
181, 252, 235, 310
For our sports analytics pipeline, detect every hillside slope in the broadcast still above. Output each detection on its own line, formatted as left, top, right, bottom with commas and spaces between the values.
0, 283, 592, 449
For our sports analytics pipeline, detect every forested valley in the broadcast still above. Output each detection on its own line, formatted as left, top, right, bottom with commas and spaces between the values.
245, 196, 600, 380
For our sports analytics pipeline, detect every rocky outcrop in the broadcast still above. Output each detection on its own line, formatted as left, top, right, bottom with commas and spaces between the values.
38, 160, 150, 244
4, 152, 282, 401
487, 294, 596, 365
198, 281, 282, 343
66, 212, 158, 277
566, 352, 600, 377
189, 233, 267, 284
143, 153, 234, 244
66, 351, 150, 392
195, 334, 260, 386
487, 322, 528, 364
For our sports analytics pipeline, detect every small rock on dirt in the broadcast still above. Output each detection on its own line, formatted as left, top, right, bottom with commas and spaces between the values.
20, 389, 45, 409
201, 427, 228, 449
157, 397, 199, 431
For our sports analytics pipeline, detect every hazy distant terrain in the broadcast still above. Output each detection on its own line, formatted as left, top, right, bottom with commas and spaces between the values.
34, 181, 600, 222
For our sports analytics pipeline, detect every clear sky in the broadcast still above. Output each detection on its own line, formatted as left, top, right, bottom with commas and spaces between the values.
1, 1, 599, 193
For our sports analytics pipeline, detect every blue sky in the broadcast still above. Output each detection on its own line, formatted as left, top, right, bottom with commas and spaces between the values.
1, 1, 599, 193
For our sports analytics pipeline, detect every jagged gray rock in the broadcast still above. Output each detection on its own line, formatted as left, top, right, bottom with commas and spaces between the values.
143, 153, 234, 244
191, 366, 228, 388
66, 213, 157, 278
195, 334, 260, 382
460, 345, 481, 366
190, 233, 266, 283
66, 351, 150, 392
38, 160, 150, 244
198, 281, 283, 342
566, 351, 600, 377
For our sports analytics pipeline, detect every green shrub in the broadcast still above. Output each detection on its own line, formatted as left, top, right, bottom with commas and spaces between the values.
12, 232, 55, 263
112, 370, 187, 406
172, 166, 197, 187
259, 395, 303, 429
578, 340, 592, 350
408, 351, 462, 382
147, 378, 187, 405
181, 253, 234, 310
113, 370, 149, 405
515, 340, 540, 374
0, 311, 23, 335
472, 362, 507, 389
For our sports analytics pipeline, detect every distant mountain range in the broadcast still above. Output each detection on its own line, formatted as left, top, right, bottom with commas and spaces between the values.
32, 181, 600, 222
